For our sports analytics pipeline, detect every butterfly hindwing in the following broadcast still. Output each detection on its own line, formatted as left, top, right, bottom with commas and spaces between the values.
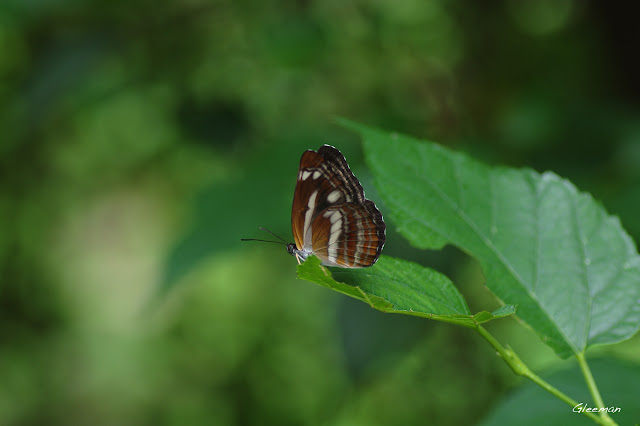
310, 202, 385, 267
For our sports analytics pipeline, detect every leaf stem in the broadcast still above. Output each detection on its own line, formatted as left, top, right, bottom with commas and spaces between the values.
576, 353, 616, 426
475, 325, 612, 425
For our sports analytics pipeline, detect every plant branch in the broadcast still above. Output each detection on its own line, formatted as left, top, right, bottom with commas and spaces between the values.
576, 352, 616, 426
474, 325, 614, 425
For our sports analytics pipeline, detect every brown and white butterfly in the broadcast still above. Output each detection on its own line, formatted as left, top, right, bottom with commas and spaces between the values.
286, 145, 385, 268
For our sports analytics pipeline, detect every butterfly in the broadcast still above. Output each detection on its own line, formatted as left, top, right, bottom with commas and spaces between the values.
286, 145, 386, 268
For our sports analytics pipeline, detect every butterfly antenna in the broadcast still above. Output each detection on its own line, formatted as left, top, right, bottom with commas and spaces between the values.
240, 238, 286, 245
240, 227, 289, 245
258, 227, 288, 243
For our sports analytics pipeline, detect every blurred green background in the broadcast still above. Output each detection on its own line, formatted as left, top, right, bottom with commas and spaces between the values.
1, 1, 639, 425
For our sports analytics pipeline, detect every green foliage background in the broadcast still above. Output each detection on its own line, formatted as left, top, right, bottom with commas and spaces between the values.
1, 1, 639, 425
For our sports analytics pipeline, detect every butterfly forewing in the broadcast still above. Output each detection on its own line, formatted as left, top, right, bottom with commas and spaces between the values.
291, 145, 385, 268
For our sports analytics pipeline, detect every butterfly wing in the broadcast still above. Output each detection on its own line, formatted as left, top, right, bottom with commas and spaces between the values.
310, 201, 385, 267
291, 145, 385, 268
291, 149, 324, 252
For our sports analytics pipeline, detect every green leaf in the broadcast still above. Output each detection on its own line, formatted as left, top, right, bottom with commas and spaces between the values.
297, 255, 516, 327
343, 120, 640, 358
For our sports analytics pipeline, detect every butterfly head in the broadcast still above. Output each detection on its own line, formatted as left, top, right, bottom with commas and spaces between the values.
286, 243, 309, 265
